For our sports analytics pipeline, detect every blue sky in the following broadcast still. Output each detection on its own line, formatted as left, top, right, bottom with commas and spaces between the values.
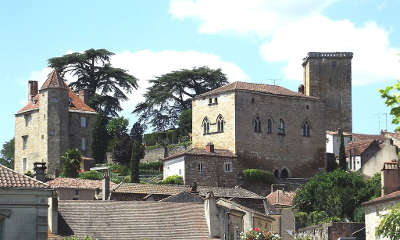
1, 0, 400, 147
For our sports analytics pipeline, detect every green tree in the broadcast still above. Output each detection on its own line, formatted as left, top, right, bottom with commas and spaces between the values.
106, 117, 129, 138
106, 117, 131, 165
376, 204, 400, 240
338, 130, 347, 170
178, 109, 192, 134
293, 170, 374, 222
130, 122, 145, 183
91, 113, 110, 163
48, 48, 138, 117
0, 138, 14, 169
60, 149, 82, 178
133, 67, 228, 131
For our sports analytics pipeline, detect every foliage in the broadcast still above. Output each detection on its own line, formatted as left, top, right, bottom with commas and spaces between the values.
25, 170, 33, 177
338, 131, 346, 170
139, 162, 162, 170
161, 175, 183, 185
240, 228, 280, 240
359, 173, 381, 200
133, 66, 228, 131
130, 122, 145, 143
0, 138, 14, 169
112, 135, 132, 165
108, 163, 130, 176
143, 129, 182, 146
242, 169, 273, 184
178, 109, 192, 134
48, 48, 138, 117
106, 117, 129, 138
91, 113, 110, 163
63, 236, 94, 240
130, 122, 145, 183
78, 170, 103, 180
376, 204, 400, 240
293, 170, 374, 222
294, 237, 312, 240
60, 149, 82, 178
295, 211, 341, 228
352, 206, 365, 222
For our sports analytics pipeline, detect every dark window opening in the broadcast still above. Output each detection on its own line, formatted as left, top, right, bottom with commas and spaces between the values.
202, 117, 210, 135
217, 115, 224, 132
254, 118, 261, 133
278, 119, 285, 135
302, 121, 310, 137
274, 169, 279, 178
280, 168, 289, 179
267, 119, 272, 134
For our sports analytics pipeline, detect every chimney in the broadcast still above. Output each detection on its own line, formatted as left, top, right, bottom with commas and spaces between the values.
33, 162, 47, 182
206, 143, 214, 153
28, 81, 38, 102
204, 191, 219, 238
298, 84, 304, 94
102, 175, 110, 200
79, 89, 88, 104
381, 162, 400, 196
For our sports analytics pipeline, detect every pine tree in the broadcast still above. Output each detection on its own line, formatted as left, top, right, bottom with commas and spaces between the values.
91, 113, 110, 163
338, 129, 347, 170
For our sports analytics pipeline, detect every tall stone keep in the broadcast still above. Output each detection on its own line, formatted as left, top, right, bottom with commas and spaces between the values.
303, 52, 353, 132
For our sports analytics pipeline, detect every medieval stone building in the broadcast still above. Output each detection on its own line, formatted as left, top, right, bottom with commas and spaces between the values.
14, 70, 97, 176
163, 52, 353, 187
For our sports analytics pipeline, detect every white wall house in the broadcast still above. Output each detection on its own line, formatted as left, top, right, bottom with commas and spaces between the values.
326, 130, 352, 158
163, 156, 185, 181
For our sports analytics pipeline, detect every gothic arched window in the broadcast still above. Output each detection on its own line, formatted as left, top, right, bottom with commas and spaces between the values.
278, 119, 285, 135
202, 117, 210, 135
217, 115, 224, 132
253, 117, 261, 133
267, 119, 272, 134
302, 121, 310, 137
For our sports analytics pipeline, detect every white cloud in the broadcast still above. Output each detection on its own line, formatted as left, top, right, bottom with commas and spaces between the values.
169, 0, 338, 36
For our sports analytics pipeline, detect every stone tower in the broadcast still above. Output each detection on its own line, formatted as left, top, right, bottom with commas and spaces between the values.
39, 70, 70, 175
303, 52, 353, 132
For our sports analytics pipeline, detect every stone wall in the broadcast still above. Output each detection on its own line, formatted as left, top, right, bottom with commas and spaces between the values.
297, 222, 364, 240
142, 145, 189, 163
68, 112, 96, 158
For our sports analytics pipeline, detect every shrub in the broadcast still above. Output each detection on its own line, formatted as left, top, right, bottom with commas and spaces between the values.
161, 175, 183, 185
139, 162, 161, 170
78, 171, 103, 180
240, 228, 280, 240
60, 149, 82, 178
242, 169, 273, 184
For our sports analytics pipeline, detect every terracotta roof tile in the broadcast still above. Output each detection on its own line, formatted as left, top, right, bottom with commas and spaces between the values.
345, 139, 380, 157
57, 200, 216, 239
40, 70, 68, 90
363, 190, 400, 206
67, 88, 96, 112
266, 190, 295, 207
162, 147, 237, 161
113, 183, 263, 199
47, 178, 116, 190
0, 164, 50, 189
195, 81, 317, 99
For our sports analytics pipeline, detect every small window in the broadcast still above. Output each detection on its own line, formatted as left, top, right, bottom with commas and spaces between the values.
254, 118, 261, 133
81, 137, 86, 151
274, 169, 279, 178
278, 119, 285, 135
267, 119, 272, 134
179, 169, 182, 175
50, 97, 58, 103
224, 162, 232, 172
23, 158, 27, 172
217, 115, 224, 132
81, 116, 87, 128
306, 105, 309, 110
73, 189, 79, 200
22, 135, 28, 150
49, 130, 55, 136
209, 98, 212, 104
24, 114, 31, 127
280, 168, 289, 178
214, 98, 218, 104
198, 162, 203, 173
302, 121, 310, 137
202, 117, 210, 135
251, 98, 255, 104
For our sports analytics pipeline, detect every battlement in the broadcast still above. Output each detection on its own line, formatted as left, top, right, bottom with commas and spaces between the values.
307, 52, 353, 58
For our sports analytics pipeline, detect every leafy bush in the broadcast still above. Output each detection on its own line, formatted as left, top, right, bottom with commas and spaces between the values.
143, 129, 185, 146
353, 206, 365, 222
376, 203, 400, 240
139, 162, 161, 170
108, 163, 130, 176
60, 149, 82, 178
161, 175, 183, 185
242, 169, 273, 184
78, 171, 103, 180
295, 211, 342, 228
240, 228, 280, 240
64, 236, 94, 240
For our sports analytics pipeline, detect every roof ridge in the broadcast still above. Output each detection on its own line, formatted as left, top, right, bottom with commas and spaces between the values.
0, 164, 50, 188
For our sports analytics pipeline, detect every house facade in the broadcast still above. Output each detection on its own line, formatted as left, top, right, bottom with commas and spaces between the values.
14, 70, 97, 176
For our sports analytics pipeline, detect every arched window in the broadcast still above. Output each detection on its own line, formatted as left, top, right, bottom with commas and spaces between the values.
253, 117, 261, 133
280, 168, 289, 178
278, 119, 285, 135
267, 119, 272, 134
217, 115, 224, 132
202, 117, 210, 135
302, 121, 310, 137
274, 169, 279, 179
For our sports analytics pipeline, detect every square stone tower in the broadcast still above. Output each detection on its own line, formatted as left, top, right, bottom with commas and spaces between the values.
303, 52, 353, 132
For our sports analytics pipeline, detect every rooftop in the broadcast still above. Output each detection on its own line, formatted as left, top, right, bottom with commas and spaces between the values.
363, 190, 400, 206
162, 147, 237, 161
195, 81, 318, 99
266, 189, 296, 207
47, 177, 117, 190
0, 164, 51, 190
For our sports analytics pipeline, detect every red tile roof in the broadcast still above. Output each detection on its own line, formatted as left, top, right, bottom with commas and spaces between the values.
266, 190, 296, 207
195, 81, 318, 99
0, 164, 51, 189
17, 70, 96, 114
363, 190, 400, 206
345, 139, 380, 157
162, 147, 237, 161
47, 178, 116, 190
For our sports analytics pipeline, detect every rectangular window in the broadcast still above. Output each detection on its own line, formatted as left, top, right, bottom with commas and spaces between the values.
22, 135, 28, 150
198, 162, 203, 173
24, 114, 31, 127
23, 158, 27, 171
224, 162, 232, 173
81, 137, 86, 151
179, 169, 182, 175
81, 116, 87, 128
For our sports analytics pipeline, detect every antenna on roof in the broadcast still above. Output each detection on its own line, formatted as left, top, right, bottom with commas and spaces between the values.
372, 113, 389, 132
266, 79, 281, 86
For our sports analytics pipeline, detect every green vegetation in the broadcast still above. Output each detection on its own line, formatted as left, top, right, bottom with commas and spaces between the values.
242, 169, 273, 184
91, 113, 110, 163
49, 48, 138, 117
338, 130, 346, 170
63, 236, 94, 240
178, 109, 192, 134
376, 204, 400, 240
130, 122, 145, 183
240, 228, 280, 240
78, 170, 103, 180
293, 170, 381, 227
60, 149, 82, 178
0, 138, 14, 169
161, 175, 183, 185
144, 129, 182, 146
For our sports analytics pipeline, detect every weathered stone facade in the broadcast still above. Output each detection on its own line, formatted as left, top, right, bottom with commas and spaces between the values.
14, 71, 96, 176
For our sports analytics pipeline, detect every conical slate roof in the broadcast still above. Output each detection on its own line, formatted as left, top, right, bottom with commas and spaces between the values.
40, 70, 68, 90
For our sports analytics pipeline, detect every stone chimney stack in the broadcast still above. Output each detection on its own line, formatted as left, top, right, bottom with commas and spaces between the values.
33, 162, 46, 182
381, 162, 400, 196
79, 90, 88, 104
298, 84, 304, 94
102, 175, 110, 200
206, 143, 214, 153
204, 191, 219, 238
28, 80, 38, 102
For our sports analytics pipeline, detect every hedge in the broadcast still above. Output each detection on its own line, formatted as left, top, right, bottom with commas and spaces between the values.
161, 175, 183, 185
78, 171, 103, 180
242, 169, 273, 184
